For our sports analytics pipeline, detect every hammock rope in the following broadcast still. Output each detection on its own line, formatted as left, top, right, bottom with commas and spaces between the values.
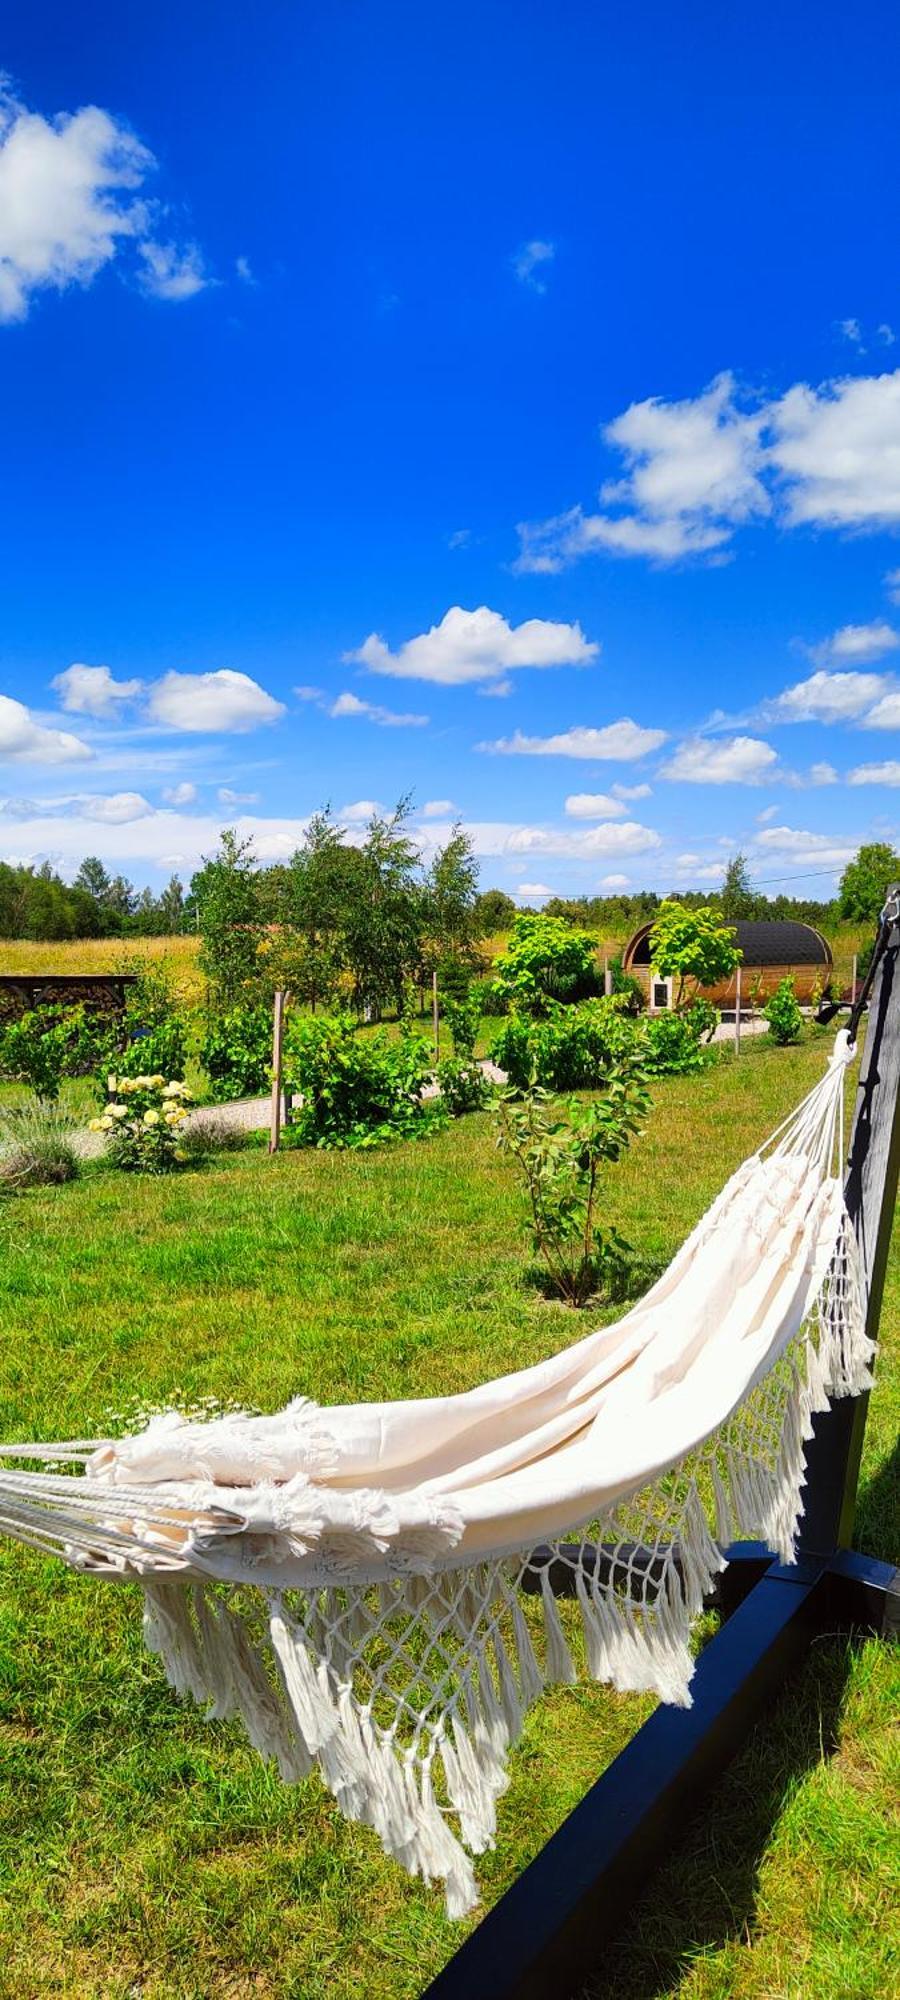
0, 1030, 875, 1916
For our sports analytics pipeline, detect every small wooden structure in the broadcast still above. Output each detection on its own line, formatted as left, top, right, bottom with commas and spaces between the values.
623, 919, 833, 1011
0, 973, 136, 1020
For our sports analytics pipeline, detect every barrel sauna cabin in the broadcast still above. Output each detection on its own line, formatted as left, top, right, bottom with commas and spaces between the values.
621, 919, 833, 1011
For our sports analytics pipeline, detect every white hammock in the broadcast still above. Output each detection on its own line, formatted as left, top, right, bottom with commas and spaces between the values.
0, 1032, 875, 1917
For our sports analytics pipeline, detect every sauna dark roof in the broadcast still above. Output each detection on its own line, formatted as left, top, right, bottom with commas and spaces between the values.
625, 920, 832, 968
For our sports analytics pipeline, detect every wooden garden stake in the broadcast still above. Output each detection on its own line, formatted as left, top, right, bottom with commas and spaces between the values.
734, 963, 741, 1055
432, 969, 440, 1059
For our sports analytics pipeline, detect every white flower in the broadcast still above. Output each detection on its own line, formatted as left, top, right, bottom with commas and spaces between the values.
110, 1103, 128, 1120
100, 1116, 114, 1132
143, 1109, 161, 1127
163, 1081, 184, 1098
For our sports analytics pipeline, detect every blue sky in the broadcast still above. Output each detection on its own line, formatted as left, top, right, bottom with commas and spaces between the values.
2, 1, 900, 899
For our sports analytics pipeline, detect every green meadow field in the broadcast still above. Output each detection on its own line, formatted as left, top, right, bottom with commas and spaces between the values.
0, 1028, 896, 1998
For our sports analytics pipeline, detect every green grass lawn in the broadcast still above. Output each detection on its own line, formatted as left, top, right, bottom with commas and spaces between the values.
0, 1033, 896, 1998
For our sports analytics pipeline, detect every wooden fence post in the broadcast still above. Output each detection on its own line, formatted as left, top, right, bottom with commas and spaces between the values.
734, 964, 741, 1054
269, 988, 287, 1155
851, 952, 858, 1004
603, 956, 612, 998
432, 970, 440, 1059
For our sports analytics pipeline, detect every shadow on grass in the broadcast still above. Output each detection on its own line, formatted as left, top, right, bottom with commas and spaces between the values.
578, 1637, 857, 2000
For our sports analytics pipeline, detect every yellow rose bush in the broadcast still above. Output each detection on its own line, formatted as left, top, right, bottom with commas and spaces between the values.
89, 1074, 191, 1174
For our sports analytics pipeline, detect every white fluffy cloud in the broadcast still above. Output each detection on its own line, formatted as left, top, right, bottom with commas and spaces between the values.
516, 367, 900, 568
146, 670, 285, 733
511, 240, 555, 293
218, 786, 259, 806
52, 662, 143, 717
754, 825, 859, 869
79, 790, 154, 822
516, 881, 552, 897
0, 81, 208, 322
848, 761, 900, 785
767, 669, 889, 723
808, 620, 900, 665
599, 872, 630, 890
328, 691, 429, 727
0, 694, 93, 764
137, 240, 208, 301
421, 799, 455, 817
516, 373, 768, 570
0, 790, 151, 822
162, 781, 197, 806
612, 780, 652, 800
449, 819, 661, 860
564, 792, 626, 819
861, 691, 900, 729
479, 719, 666, 761
883, 568, 900, 605
661, 736, 778, 785
769, 371, 900, 528
347, 605, 598, 686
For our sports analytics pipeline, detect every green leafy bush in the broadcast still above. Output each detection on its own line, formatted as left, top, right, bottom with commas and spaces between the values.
0, 1010, 69, 1098
114, 1016, 187, 1086
764, 976, 803, 1046
284, 1012, 443, 1148
0, 1097, 80, 1189
649, 902, 741, 1007
494, 1061, 650, 1306
442, 991, 481, 1060
608, 956, 645, 1014
91, 1074, 191, 1173
492, 913, 601, 1014
643, 1008, 718, 1075
490, 997, 638, 1091
202, 1002, 272, 1099
437, 1056, 493, 1116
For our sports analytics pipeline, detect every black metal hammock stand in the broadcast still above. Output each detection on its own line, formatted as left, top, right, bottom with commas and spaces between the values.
425, 894, 900, 2000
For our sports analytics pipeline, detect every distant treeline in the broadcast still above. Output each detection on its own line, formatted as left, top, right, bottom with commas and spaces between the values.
1, 835, 895, 944
0, 859, 189, 941
539, 890, 840, 931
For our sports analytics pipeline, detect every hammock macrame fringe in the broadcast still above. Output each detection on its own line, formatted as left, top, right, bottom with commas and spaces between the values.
127, 1238, 871, 1918
0, 1033, 874, 1916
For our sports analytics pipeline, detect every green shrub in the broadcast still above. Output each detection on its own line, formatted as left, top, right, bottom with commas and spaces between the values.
494, 1061, 650, 1306
284, 1012, 443, 1148
764, 977, 803, 1046
490, 997, 638, 1091
92, 1074, 190, 1173
643, 1008, 718, 1075
0, 1011, 69, 1098
114, 1016, 187, 1086
442, 991, 481, 1060
202, 1002, 272, 1099
492, 913, 601, 1014
472, 976, 508, 1017
608, 956, 645, 1014
0, 1097, 80, 1189
437, 1056, 493, 1116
